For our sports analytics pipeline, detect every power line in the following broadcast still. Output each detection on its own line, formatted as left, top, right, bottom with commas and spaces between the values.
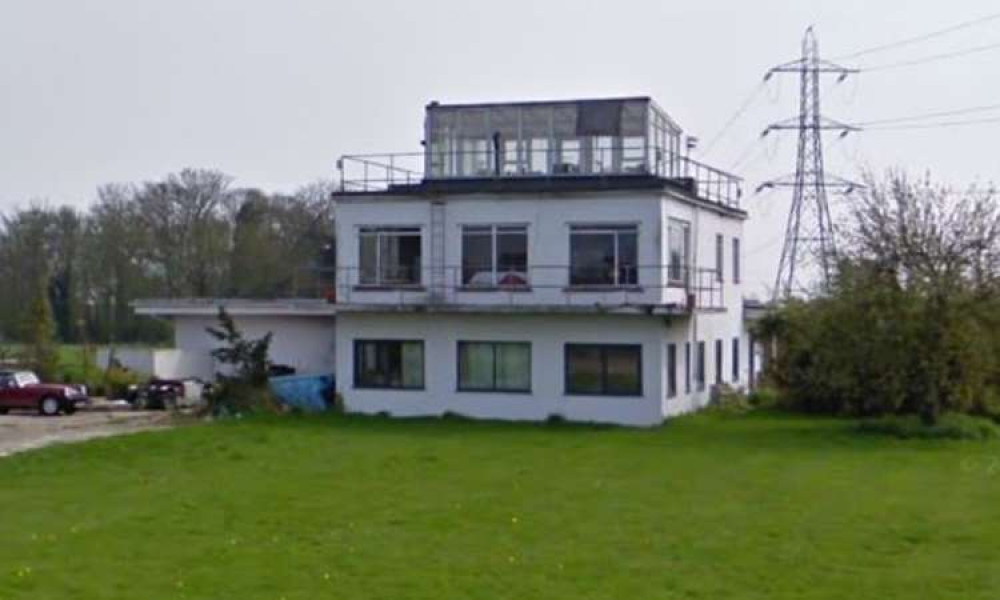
862, 40, 1000, 72
699, 81, 767, 157
855, 102, 1000, 126
831, 11, 1000, 60
865, 114, 1000, 131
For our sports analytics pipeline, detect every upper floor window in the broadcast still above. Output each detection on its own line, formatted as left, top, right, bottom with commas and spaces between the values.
668, 219, 691, 286
461, 225, 528, 288
359, 227, 422, 287
733, 237, 741, 284
569, 225, 638, 287
715, 234, 724, 283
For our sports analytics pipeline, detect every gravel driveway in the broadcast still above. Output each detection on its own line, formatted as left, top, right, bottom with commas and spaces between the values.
0, 405, 175, 458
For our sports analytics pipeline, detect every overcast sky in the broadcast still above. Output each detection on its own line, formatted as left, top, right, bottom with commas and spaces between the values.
1, 0, 997, 295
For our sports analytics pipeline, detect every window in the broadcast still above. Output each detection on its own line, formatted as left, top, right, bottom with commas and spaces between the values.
715, 339, 724, 385
715, 233, 724, 283
461, 225, 528, 287
458, 342, 531, 392
565, 344, 642, 396
732, 337, 740, 382
668, 219, 690, 285
666, 343, 677, 398
685, 342, 691, 393
733, 237, 741, 284
359, 227, 422, 286
696, 341, 706, 391
569, 225, 638, 286
354, 340, 424, 389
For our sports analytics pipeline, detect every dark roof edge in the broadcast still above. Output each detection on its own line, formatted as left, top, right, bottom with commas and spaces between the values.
425, 96, 653, 111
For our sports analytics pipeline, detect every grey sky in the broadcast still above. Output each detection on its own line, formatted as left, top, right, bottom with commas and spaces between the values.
1, 0, 997, 294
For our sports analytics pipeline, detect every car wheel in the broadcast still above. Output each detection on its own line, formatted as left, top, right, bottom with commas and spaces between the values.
39, 396, 61, 417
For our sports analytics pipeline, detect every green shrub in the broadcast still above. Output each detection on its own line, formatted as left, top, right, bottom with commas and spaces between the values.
858, 413, 1000, 441
747, 386, 783, 409
707, 385, 753, 415
102, 366, 144, 399
206, 381, 281, 417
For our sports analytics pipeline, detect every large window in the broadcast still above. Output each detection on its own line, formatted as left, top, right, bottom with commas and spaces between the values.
667, 343, 678, 398
354, 340, 424, 389
696, 341, 706, 391
569, 225, 638, 287
359, 227, 422, 286
461, 225, 528, 287
733, 237, 741, 284
715, 339, 724, 385
565, 344, 642, 396
715, 233, 724, 283
668, 219, 690, 285
457, 342, 531, 392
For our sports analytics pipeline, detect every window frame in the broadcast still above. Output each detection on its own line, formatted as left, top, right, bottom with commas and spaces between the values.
667, 219, 691, 287
568, 224, 640, 288
715, 233, 724, 283
460, 224, 529, 288
715, 339, 724, 385
456, 341, 532, 393
666, 343, 678, 398
732, 337, 740, 382
685, 342, 692, 393
357, 226, 423, 287
696, 341, 706, 392
353, 339, 425, 390
732, 237, 741, 284
564, 343, 643, 397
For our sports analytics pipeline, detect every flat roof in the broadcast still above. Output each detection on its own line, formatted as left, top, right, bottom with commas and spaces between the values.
426, 95, 654, 110
133, 298, 337, 318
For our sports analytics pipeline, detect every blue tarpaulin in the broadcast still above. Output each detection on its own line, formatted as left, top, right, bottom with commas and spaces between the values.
269, 374, 335, 412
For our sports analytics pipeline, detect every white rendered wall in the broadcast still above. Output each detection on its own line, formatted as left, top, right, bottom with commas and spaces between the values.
172, 315, 337, 378
336, 312, 670, 427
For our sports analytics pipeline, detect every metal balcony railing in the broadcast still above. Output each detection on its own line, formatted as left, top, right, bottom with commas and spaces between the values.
336, 146, 742, 208
296, 265, 725, 312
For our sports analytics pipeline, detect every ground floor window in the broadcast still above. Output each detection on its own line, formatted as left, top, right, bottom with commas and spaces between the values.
667, 343, 678, 398
715, 339, 724, 385
685, 342, 691, 393
354, 340, 424, 389
696, 341, 706, 391
458, 342, 531, 392
732, 337, 740, 382
565, 344, 642, 396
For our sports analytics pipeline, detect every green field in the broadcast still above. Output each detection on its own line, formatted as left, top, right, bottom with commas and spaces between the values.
0, 412, 998, 599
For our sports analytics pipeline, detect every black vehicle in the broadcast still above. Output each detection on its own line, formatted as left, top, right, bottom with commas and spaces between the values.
126, 378, 185, 410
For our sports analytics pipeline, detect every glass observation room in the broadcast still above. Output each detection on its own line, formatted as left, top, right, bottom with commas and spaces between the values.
423, 98, 683, 180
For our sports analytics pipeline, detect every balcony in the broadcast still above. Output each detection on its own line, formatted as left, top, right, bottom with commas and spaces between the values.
308, 265, 724, 314
335, 97, 743, 208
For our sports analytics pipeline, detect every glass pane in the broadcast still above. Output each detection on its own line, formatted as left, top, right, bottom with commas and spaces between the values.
381, 234, 421, 285
496, 229, 528, 286
570, 232, 614, 285
617, 231, 638, 285
459, 343, 495, 390
667, 344, 677, 397
566, 345, 602, 394
359, 234, 378, 285
605, 346, 641, 395
495, 344, 531, 391
462, 230, 494, 286
401, 342, 424, 388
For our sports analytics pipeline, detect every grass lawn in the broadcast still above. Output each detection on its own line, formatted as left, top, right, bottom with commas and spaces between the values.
0, 412, 998, 599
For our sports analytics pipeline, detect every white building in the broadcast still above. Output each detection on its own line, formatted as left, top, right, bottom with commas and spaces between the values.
137, 96, 759, 426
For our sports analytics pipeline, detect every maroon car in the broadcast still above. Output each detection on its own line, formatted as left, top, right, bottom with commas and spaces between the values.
0, 370, 89, 416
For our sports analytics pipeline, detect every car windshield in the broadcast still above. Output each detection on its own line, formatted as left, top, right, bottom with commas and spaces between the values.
15, 372, 40, 386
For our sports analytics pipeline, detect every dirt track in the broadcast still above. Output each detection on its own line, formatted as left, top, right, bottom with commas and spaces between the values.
0, 407, 174, 458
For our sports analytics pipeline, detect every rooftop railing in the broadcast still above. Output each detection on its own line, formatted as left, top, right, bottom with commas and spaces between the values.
336, 146, 743, 208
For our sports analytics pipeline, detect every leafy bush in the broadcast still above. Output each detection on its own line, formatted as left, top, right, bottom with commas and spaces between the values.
206, 381, 281, 417
102, 366, 145, 399
707, 385, 753, 415
747, 386, 783, 409
858, 413, 1000, 441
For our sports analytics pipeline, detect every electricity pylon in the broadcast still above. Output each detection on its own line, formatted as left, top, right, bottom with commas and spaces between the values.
759, 27, 860, 301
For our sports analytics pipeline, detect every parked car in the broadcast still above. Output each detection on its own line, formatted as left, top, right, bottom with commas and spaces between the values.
0, 370, 90, 416
126, 378, 209, 410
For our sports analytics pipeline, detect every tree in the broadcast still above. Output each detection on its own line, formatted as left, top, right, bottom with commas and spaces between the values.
22, 272, 60, 381
205, 307, 272, 386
